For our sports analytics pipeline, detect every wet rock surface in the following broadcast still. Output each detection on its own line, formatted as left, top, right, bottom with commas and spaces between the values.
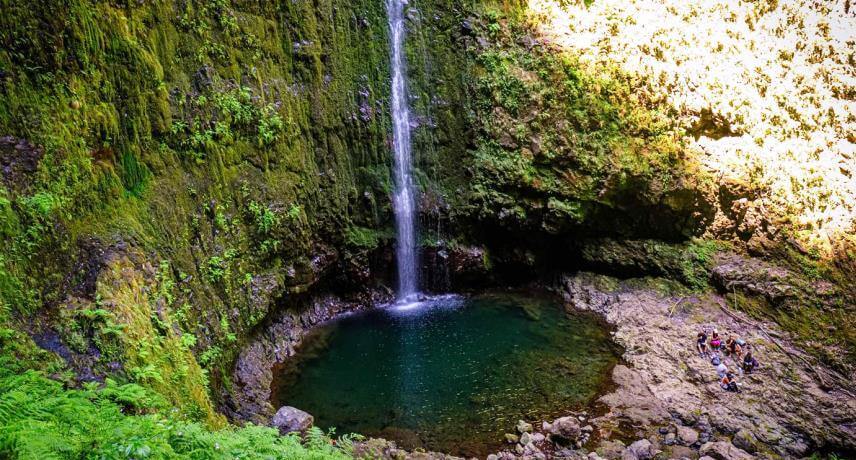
271, 406, 313, 434
226, 254, 853, 459
557, 270, 855, 459
224, 289, 392, 424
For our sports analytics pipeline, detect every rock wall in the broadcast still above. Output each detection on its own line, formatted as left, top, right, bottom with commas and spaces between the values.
1, 0, 853, 431
0, 0, 470, 421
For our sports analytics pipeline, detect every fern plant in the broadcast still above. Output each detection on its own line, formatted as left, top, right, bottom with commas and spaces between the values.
0, 370, 352, 460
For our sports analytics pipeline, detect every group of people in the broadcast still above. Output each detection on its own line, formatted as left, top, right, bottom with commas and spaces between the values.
695, 329, 759, 393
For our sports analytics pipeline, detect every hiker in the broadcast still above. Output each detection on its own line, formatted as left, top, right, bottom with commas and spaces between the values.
715, 358, 728, 380
709, 330, 722, 352
721, 372, 740, 392
696, 330, 709, 356
742, 351, 759, 373
724, 335, 735, 355
726, 336, 744, 360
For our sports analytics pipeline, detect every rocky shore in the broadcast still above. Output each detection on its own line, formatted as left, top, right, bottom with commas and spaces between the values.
223, 289, 392, 424
231, 255, 854, 460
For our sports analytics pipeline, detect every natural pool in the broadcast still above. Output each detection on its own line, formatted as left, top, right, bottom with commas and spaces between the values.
270, 292, 621, 456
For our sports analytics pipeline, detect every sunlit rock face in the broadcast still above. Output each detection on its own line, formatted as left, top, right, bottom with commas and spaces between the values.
526, 0, 855, 253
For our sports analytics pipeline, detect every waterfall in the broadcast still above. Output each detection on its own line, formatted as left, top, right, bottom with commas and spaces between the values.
387, 0, 419, 300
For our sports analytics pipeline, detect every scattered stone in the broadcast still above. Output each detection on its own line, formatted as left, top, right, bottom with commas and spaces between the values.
271, 406, 313, 434
731, 429, 758, 453
597, 440, 626, 459
625, 439, 656, 460
664, 433, 676, 445
699, 441, 753, 460
667, 445, 697, 459
658, 427, 669, 435
547, 416, 582, 441
555, 448, 577, 458
582, 425, 594, 433
523, 442, 543, 456
677, 426, 699, 445
487, 455, 499, 460
505, 433, 519, 443
517, 420, 534, 434
532, 432, 546, 443
520, 431, 533, 446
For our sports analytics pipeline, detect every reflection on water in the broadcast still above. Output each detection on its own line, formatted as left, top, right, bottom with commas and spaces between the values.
270, 292, 621, 456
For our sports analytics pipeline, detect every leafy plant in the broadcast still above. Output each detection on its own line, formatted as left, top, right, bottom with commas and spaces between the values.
0, 370, 352, 459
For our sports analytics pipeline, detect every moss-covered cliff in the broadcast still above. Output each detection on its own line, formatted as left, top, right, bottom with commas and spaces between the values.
0, 0, 471, 424
0, 0, 853, 457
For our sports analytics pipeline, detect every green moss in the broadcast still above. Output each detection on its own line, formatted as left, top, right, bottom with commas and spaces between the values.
446, 5, 712, 239
0, 369, 353, 460
0, 0, 477, 427
345, 226, 382, 250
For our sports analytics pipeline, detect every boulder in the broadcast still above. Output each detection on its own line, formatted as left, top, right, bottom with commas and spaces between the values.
667, 445, 697, 459
597, 440, 626, 460
271, 406, 313, 434
625, 439, 656, 460
520, 431, 533, 445
677, 426, 699, 445
547, 416, 582, 441
699, 441, 753, 460
517, 419, 534, 433
731, 429, 758, 453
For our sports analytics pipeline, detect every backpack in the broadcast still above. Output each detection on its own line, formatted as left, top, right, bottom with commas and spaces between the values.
711, 356, 721, 366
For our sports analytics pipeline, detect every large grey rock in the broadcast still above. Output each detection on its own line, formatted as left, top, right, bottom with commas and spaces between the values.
731, 429, 758, 453
622, 439, 656, 460
699, 441, 753, 460
597, 440, 627, 460
677, 426, 699, 445
547, 416, 582, 441
271, 406, 313, 434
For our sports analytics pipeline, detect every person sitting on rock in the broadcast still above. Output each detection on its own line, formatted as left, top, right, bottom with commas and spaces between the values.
732, 342, 744, 361
742, 351, 759, 373
725, 336, 744, 361
696, 330, 709, 356
709, 330, 722, 352
724, 335, 735, 355
721, 372, 740, 392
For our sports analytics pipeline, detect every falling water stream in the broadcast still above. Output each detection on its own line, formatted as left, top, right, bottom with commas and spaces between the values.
387, 0, 419, 300
269, 8, 624, 456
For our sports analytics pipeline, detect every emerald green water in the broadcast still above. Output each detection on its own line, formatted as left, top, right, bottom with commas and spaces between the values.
270, 292, 620, 456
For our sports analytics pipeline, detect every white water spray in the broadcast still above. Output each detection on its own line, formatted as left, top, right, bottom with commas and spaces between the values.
387, 0, 419, 300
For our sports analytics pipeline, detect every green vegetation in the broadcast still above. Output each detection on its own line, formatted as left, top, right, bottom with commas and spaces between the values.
0, 0, 470, 453
0, 369, 352, 460
453, 6, 711, 239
